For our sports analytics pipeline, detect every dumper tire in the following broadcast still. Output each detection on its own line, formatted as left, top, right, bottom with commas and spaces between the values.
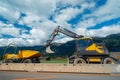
103, 57, 116, 64
32, 57, 40, 63
5, 59, 13, 63
74, 58, 86, 65
23, 59, 32, 63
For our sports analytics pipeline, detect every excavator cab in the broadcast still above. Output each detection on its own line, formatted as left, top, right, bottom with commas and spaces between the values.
76, 37, 108, 56
76, 37, 93, 53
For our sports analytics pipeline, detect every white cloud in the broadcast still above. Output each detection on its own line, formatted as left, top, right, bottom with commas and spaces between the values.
18, 13, 42, 26
54, 7, 80, 26
0, 21, 12, 27
0, 0, 56, 19
0, 3, 20, 23
88, 24, 120, 37
30, 28, 46, 39
75, 23, 120, 37
0, 27, 19, 37
54, 37, 73, 43
0, 0, 120, 46
76, 28, 87, 36
20, 28, 47, 45
89, 0, 120, 26
74, 0, 120, 38
93, 0, 120, 20
77, 0, 120, 28
0, 22, 20, 37
77, 18, 96, 28
57, 0, 83, 6
54, 1, 95, 28
0, 37, 44, 46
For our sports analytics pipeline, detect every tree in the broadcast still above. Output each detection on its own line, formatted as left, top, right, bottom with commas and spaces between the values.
0, 55, 2, 60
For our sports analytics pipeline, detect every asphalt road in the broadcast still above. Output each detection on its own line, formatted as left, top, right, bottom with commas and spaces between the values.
0, 71, 120, 80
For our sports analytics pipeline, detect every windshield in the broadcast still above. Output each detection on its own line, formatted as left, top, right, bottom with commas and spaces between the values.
77, 39, 92, 50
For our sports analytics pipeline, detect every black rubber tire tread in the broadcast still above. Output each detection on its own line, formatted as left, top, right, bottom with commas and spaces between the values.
5, 59, 13, 63
23, 59, 32, 63
32, 57, 40, 63
74, 58, 86, 64
103, 57, 116, 64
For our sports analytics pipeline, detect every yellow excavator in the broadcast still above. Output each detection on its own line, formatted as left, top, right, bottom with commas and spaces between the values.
46, 26, 118, 64
3, 43, 42, 63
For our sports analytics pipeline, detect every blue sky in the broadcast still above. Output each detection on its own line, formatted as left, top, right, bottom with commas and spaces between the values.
0, 0, 120, 46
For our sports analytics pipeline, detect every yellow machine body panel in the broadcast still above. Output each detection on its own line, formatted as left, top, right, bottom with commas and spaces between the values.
4, 50, 42, 59
88, 57, 101, 62
86, 43, 103, 54
18, 50, 42, 58
4, 54, 17, 59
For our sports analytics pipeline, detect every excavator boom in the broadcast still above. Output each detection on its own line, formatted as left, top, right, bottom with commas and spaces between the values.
46, 26, 83, 53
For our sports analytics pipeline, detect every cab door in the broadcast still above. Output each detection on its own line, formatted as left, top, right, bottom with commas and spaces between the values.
76, 38, 93, 56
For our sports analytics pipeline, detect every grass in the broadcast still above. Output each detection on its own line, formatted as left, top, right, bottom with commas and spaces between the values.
41, 58, 68, 64
0, 60, 3, 63
0, 58, 68, 64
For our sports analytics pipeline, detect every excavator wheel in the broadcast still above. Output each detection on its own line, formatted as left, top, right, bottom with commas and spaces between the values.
23, 59, 32, 63
103, 57, 116, 64
74, 58, 86, 64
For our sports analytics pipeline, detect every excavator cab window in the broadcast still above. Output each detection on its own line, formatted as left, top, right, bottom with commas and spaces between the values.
76, 38, 93, 51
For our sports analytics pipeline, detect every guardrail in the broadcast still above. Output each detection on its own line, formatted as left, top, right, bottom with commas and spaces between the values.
0, 63, 120, 74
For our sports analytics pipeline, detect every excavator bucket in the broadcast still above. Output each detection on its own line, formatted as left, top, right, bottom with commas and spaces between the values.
46, 46, 55, 53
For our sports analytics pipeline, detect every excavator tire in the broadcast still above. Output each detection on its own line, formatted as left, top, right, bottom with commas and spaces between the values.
23, 59, 32, 63
74, 58, 86, 64
103, 57, 116, 64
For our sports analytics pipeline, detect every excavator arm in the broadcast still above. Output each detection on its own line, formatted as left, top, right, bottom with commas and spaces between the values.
46, 26, 83, 53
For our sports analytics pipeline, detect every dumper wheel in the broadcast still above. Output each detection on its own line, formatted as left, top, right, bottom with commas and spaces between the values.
32, 57, 40, 63
5, 59, 13, 63
23, 59, 32, 63
103, 57, 116, 64
74, 58, 86, 64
